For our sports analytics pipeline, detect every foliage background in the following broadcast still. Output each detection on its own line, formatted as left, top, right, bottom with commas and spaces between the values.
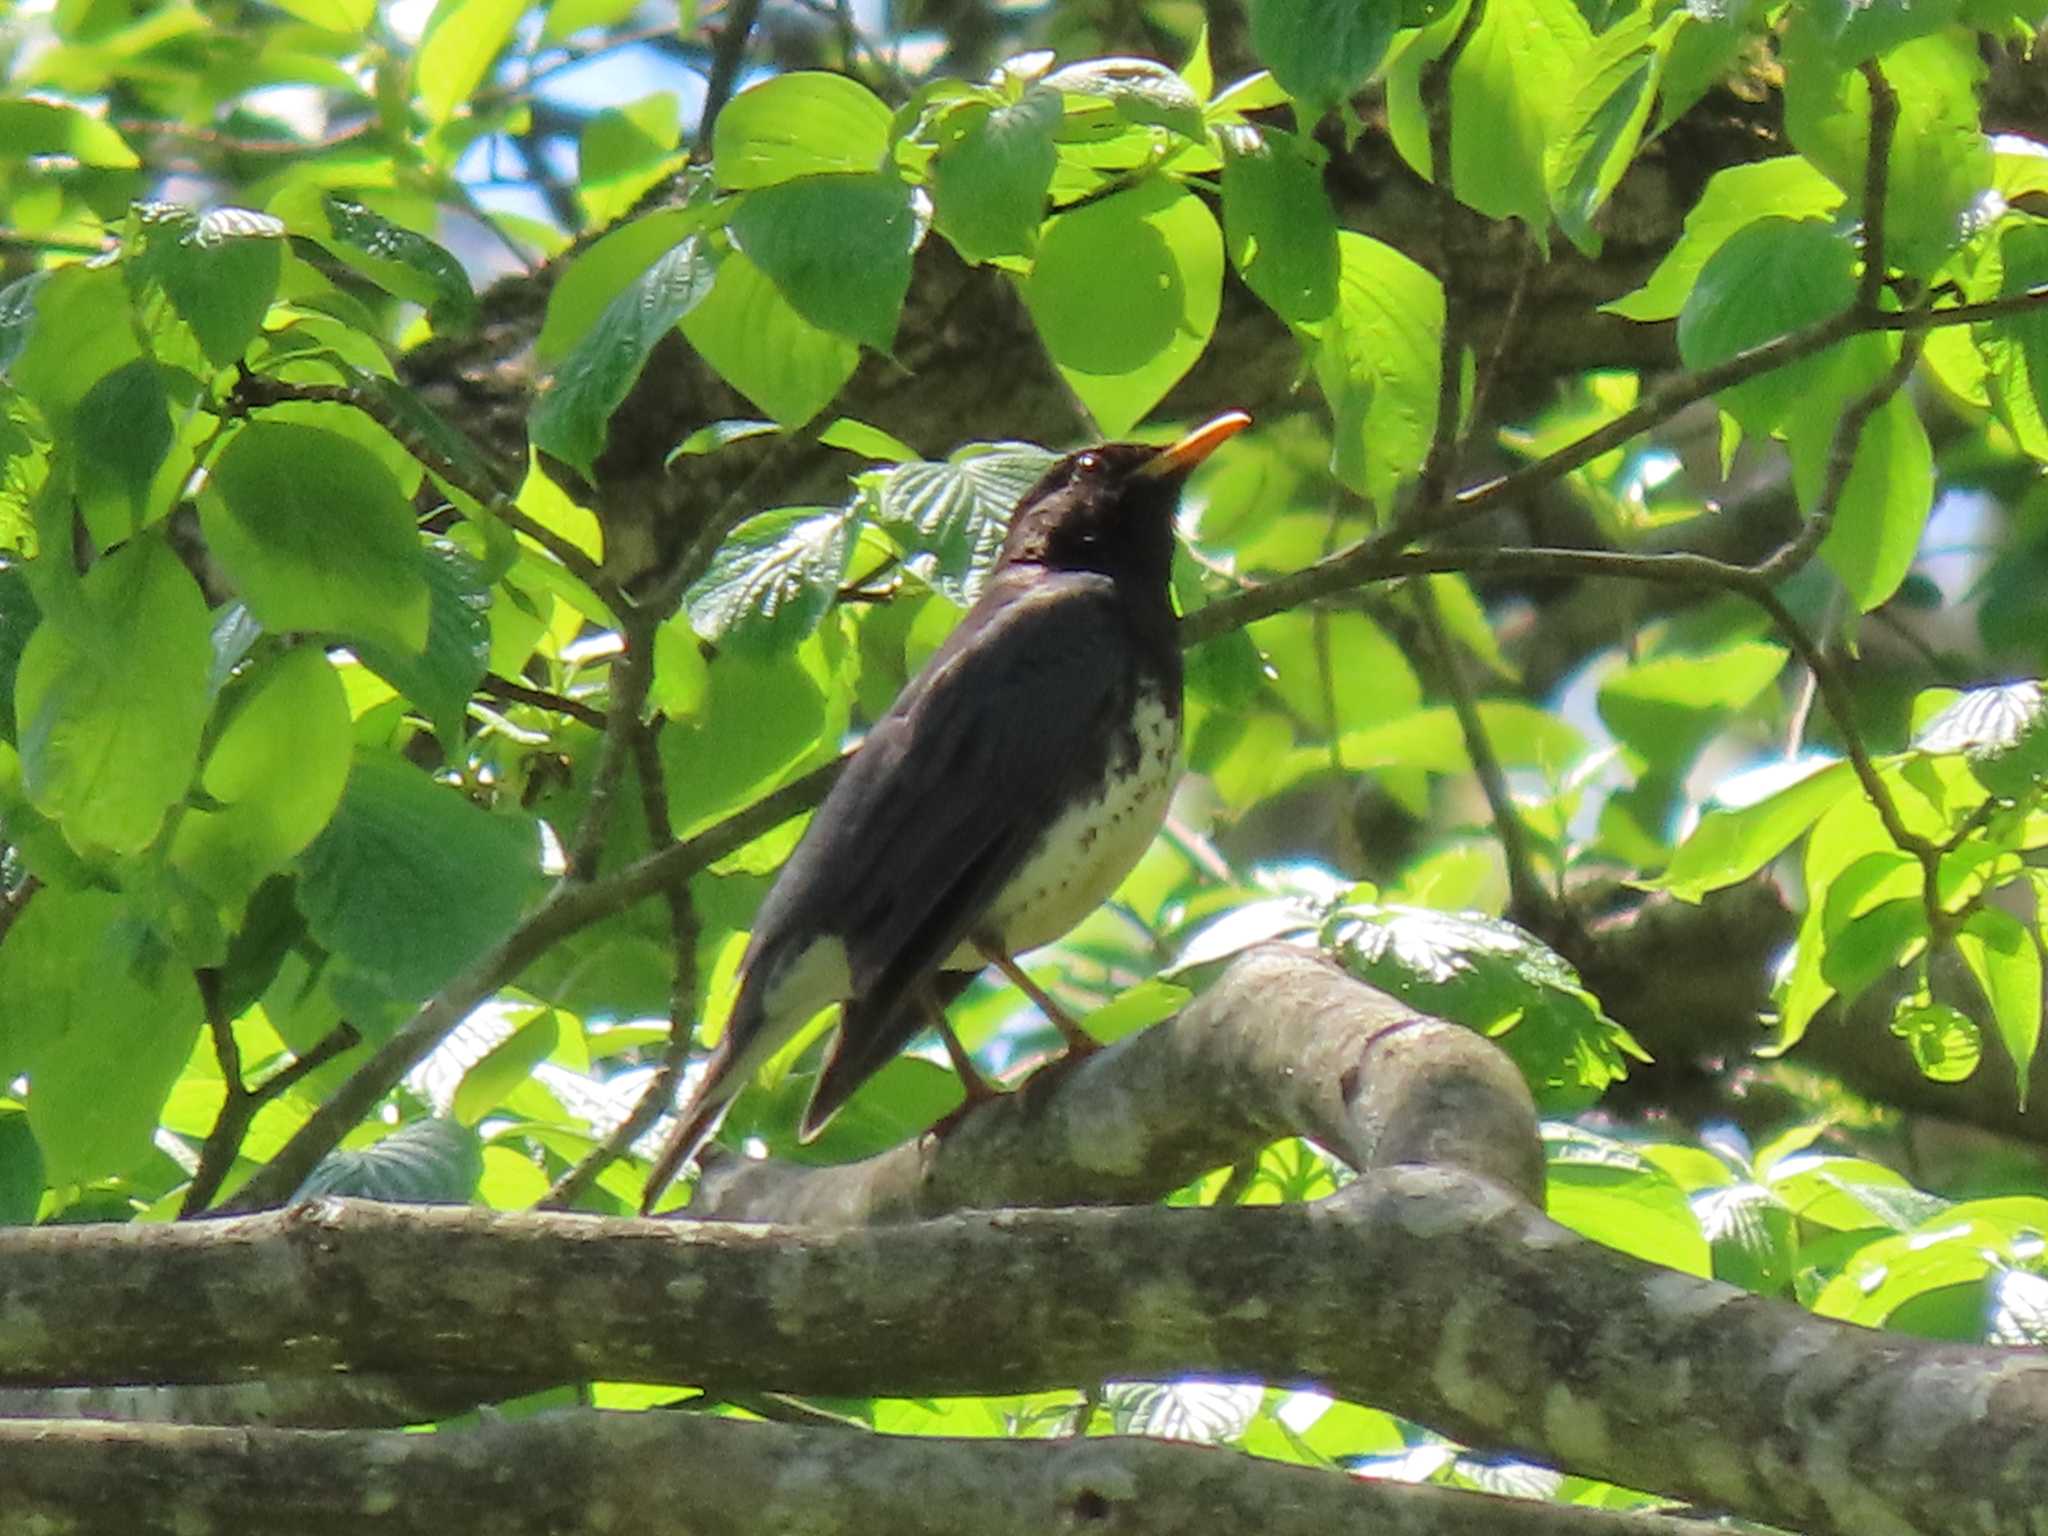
6, 0, 2048, 1526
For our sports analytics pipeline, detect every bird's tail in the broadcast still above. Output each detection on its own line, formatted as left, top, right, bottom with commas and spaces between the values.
638, 1032, 747, 1215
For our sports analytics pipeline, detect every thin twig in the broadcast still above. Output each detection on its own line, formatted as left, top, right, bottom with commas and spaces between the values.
1857, 60, 1898, 314
697, 0, 764, 146
565, 618, 658, 882
478, 674, 608, 730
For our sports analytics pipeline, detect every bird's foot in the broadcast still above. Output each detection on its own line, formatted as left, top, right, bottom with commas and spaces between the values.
980, 944, 1100, 1057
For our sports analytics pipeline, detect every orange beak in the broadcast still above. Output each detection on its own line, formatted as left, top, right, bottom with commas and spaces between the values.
1139, 410, 1252, 479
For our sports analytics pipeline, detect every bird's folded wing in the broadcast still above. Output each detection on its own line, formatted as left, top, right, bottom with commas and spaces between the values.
750, 570, 1137, 1110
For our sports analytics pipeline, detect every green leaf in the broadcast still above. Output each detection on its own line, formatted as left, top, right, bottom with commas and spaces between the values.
0, 99, 139, 168
125, 204, 286, 368
453, 1011, 560, 1126
0, 1111, 42, 1224
1675, 217, 1858, 437
1814, 1197, 2048, 1327
295, 196, 478, 333
1982, 223, 2048, 462
297, 1116, 484, 1202
1917, 680, 2048, 798
929, 88, 1060, 264
536, 207, 719, 365
354, 541, 492, 748
729, 174, 920, 352
1043, 56, 1207, 140
201, 421, 431, 655
1549, 1157, 1712, 1275
1220, 125, 1339, 324
269, 0, 374, 29
297, 753, 546, 1007
169, 645, 352, 911
0, 888, 202, 1186
417, 0, 526, 123
1327, 904, 1644, 1111
1695, 1181, 1796, 1294
1957, 907, 2042, 1102
1599, 641, 1788, 767
1782, 29, 1989, 279
1790, 387, 1934, 611
1313, 232, 1442, 511
1819, 896, 1927, 1006
870, 441, 1056, 604
687, 506, 856, 656
1784, 0, 1960, 72
1019, 179, 1223, 436
1653, 759, 1855, 902
1607, 160, 1843, 322
0, 566, 37, 745
660, 647, 826, 834
713, 72, 893, 188
71, 359, 172, 541
1386, 0, 1592, 239
579, 92, 683, 227
680, 250, 860, 426
14, 536, 211, 854
1543, 13, 1672, 257
1245, 0, 1398, 121
532, 237, 720, 477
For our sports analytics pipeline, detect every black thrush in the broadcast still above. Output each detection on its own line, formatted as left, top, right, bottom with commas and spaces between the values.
640, 411, 1250, 1211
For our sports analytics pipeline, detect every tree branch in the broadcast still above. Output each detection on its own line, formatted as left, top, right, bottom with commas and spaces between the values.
0, 1411, 1711, 1536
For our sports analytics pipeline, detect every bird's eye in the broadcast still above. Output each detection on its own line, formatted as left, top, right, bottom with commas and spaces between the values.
1074, 452, 1101, 476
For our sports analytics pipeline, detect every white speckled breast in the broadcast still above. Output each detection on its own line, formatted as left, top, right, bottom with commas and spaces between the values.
947, 690, 1181, 965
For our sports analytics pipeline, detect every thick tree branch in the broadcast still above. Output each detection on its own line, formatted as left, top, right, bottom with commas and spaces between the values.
0, 1411, 1710, 1536
9, 1173, 2048, 1536
686, 944, 1542, 1225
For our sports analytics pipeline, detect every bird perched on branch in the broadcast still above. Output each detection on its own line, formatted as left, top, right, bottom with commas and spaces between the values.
641, 411, 1251, 1212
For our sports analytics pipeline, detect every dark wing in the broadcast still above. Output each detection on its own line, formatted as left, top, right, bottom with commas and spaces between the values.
742, 567, 1138, 1123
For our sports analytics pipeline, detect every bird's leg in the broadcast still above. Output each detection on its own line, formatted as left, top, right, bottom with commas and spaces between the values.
978, 943, 1099, 1056
923, 982, 997, 1104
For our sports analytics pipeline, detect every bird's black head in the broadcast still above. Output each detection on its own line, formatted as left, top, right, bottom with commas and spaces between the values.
1000, 412, 1250, 586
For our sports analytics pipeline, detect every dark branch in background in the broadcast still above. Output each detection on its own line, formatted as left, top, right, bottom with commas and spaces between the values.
1857, 59, 1898, 314
563, 619, 656, 881
542, 722, 702, 1209
181, 971, 358, 1218
476, 673, 607, 729
0, 1412, 1718, 1536
697, 0, 765, 146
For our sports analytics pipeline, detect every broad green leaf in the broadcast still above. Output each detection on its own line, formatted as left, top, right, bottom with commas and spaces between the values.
1694, 1181, 1795, 1294
687, 505, 856, 656
1608, 159, 1843, 322
1814, 1198, 2048, 1327
0, 99, 139, 167
660, 646, 827, 833
1327, 904, 1644, 1110
297, 1116, 484, 1202
7, 264, 142, 426
287, 195, 478, 333
0, 1112, 41, 1225
297, 753, 546, 1007
1889, 998, 1982, 1083
1653, 760, 1854, 902
71, 359, 172, 541
169, 645, 352, 911
1790, 387, 1934, 611
201, 421, 431, 655
536, 208, 718, 364
0, 566, 36, 744
269, 0, 374, 29
1982, 223, 2048, 463
1019, 179, 1223, 436
0, 887, 202, 1186
15, 536, 210, 854
418, 0, 526, 123
1675, 217, 1857, 437
353, 541, 492, 748
1548, 1159, 1712, 1275
1819, 896, 1927, 1006
579, 92, 683, 227
1782, 30, 1989, 278
1387, 0, 1592, 240
453, 1011, 560, 1125
1313, 232, 1442, 510
1543, 13, 1672, 256
1598, 642, 1788, 769
870, 441, 1056, 604
1784, 0, 1960, 73
929, 88, 1060, 263
1916, 680, 2048, 798
1957, 907, 2042, 1101
1220, 125, 1339, 324
1245, 0, 1397, 121
1768, 1152, 1941, 1231
532, 237, 720, 476
124, 203, 286, 368
681, 250, 860, 426
1321, 701, 1584, 777
713, 72, 893, 188
729, 174, 920, 352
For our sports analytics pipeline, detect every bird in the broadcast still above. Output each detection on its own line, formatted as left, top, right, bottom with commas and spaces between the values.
639, 410, 1251, 1212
